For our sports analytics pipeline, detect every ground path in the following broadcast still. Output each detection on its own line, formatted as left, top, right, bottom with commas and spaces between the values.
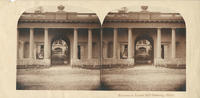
17, 65, 186, 91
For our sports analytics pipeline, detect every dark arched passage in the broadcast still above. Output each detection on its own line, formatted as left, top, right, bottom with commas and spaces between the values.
51, 34, 70, 65
134, 34, 154, 64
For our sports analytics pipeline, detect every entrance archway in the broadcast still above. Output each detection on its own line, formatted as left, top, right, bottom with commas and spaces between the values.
135, 34, 154, 64
51, 35, 70, 65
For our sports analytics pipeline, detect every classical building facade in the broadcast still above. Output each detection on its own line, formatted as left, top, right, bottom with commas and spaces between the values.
17, 6, 186, 68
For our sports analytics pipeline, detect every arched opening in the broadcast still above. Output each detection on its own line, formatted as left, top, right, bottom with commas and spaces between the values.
51, 34, 70, 65
135, 34, 153, 64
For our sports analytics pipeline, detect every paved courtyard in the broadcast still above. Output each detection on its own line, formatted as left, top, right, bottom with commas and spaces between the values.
17, 66, 100, 90
101, 65, 186, 91
17, 65, 186, 91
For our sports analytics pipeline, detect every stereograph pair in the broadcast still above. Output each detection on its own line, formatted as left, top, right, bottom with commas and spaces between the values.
16, 5, 186, 91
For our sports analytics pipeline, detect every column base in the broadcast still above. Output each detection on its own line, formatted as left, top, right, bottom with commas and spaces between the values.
154, 58, 166, 66
71, 59, 100, 68
154, 58, 186, 68
127, 58, 135, 66
102, 58, 135, 68
17, 58, 51, 69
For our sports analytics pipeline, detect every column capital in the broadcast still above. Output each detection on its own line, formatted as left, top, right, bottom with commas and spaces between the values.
29, 27, 34, 29
157, 28, 161, 33
171, 28, 176, 30
88, 28, 92, 31
113, 28, 118, 33
128, 28, 132, 32
74, 28, 78, 30
172, 28, 176, 32
157, 28, 162, 30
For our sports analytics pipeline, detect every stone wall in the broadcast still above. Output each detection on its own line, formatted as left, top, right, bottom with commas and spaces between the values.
102, 58, 134, 66
17, 59, 51, 68
155, 58, 186, 67
71, 59, 100, 68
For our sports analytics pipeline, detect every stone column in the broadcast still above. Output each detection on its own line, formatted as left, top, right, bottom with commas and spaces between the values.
157, 28, 161, 58
29, 28, 34, 59
88, 29, 92, 59
113, 28, 118, 59
44, 28, 48, 59
20, 41, 24, 59
103, 41, 108, 58
17, 28, 19, 59
73, 28, 78, 59
171, 28, 176, 58
128, 28, 133, 59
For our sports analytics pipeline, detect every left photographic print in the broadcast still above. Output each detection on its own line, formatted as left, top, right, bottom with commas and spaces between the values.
16, 5, 101, 90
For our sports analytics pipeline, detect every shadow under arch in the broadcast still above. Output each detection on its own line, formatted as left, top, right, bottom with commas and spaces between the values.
51, 33, 71, 65
134, 34, 154, 65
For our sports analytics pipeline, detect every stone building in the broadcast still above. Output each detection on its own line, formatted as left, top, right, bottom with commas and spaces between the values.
17, 5, 186, 68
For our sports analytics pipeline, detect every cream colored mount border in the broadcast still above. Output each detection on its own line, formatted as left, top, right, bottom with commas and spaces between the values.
4, 0, 189, 24
0, 0, 200, 98
10, 0, 15, 2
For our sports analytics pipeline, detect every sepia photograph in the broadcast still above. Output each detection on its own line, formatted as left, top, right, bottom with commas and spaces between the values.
101, 5, 186, 91
16, 4, 186, 91
2, 0, 200, 98
16, 5, 101, 90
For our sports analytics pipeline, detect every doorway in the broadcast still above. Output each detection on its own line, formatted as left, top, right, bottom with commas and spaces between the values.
135, 34, 154, 64
51, 35, 70, 65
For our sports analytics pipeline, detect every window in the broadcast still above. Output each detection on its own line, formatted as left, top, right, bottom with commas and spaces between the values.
36, 43, 44, 59
120, 44, 128, 59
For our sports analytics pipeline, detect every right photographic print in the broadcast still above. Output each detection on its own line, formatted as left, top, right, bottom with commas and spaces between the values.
101, 5, 186, 91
